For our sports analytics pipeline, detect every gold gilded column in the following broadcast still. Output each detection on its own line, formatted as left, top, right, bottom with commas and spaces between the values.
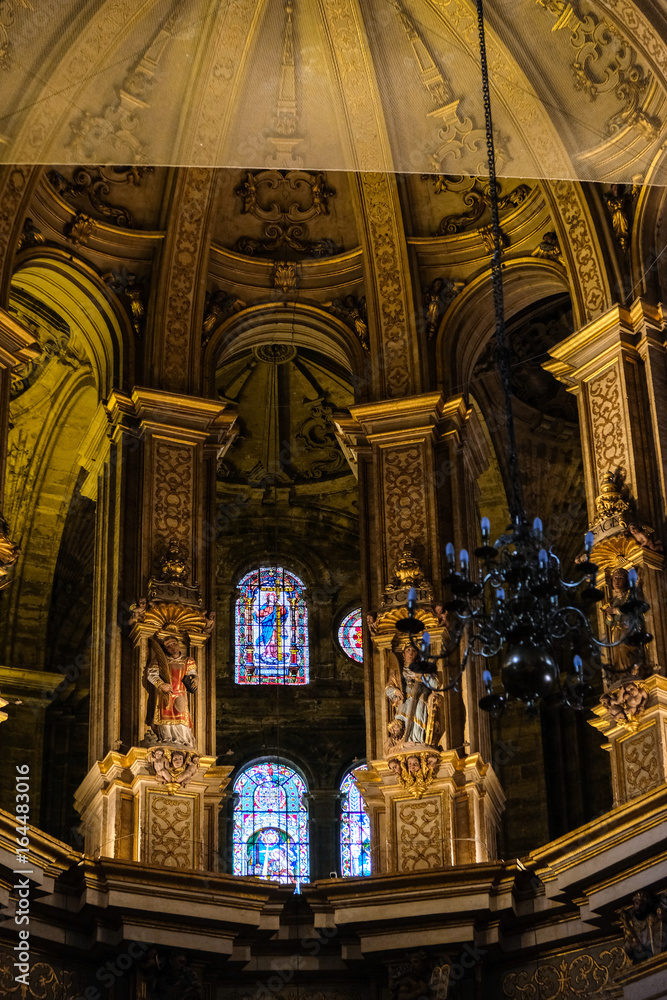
546, 298, 667, 803
338, 393, 504, 873
75, 387, 237, 867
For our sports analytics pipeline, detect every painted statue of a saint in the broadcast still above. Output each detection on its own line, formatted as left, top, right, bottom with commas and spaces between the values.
602, 567, 647, 677
146, 635, 198, 747
385, 646, 441, 751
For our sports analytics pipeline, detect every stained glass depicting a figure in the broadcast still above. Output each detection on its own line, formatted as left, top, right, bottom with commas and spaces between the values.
232, 762, 309, 890
340, 767, 371, 877
235, 567, 308, 684
338, 608, 363, 663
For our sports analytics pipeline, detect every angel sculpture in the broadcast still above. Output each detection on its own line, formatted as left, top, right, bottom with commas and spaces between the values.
146, 634, 198, 747
384, 646, 442, 754
423, 277, 465, 338
324, 295, 369, 349
147, 747, 172, 784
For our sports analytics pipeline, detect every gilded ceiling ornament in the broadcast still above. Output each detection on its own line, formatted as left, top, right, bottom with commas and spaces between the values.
324, 295, 369, 349
16, 216, 44, 251
64, 213, 95, 246
604, 183, 639, 252
0, 0, 32, 70
273, 260, 298, 293
252, 343, 297, 364
202, 289, 246, 346
536, 0, 661, 139
0, 514, 20, 591
234, 170, 342, 257
531, 230, 566, 267
48, 166, 154, 229
422, 174, 531, 237
423, 276, 465, 337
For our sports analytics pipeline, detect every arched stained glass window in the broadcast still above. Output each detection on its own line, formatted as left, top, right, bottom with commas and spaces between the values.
233, 761, 309, 890
340, 766, 371, 877
235, 567, 308, 684
338, 607, 363, 663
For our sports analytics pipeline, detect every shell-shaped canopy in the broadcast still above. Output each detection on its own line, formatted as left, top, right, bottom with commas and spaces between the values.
1, 0, 665, 182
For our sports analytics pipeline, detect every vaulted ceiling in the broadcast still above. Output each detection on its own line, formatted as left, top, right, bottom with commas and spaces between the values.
1, 0, 666, 183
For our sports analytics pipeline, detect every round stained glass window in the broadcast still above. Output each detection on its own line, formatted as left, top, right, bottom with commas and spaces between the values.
338, 608, 363, 663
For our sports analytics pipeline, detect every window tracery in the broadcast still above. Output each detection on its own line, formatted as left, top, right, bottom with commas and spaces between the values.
232, 761, 309, 889
338, 607, 363, 663
340, 766, 371, 877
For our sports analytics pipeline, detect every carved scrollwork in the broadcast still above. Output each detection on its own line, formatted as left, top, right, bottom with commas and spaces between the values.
536, 0, 661, 139
234, 170, 342, 257
422, 174, 532, 237
48, 166, 154, 229
324, 295, 369, 349
502, 946, 628, 998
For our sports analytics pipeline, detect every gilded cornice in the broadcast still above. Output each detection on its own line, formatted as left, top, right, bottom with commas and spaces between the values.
105, 387, 236, 442
544, 299, 665, 384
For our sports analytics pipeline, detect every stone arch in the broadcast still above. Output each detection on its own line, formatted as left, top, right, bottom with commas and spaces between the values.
437, 257, 570, 396
11, 250, 133, 397
630, 143, 667, 302
204, 302, 367, 399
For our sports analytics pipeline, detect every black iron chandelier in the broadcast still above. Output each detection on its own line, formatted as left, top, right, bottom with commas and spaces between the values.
397, 0, 652, 714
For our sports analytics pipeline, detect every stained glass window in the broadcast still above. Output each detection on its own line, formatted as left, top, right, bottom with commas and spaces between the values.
232, 761, 309, 890
338, 607, 363, 663
235, 567, 308, 684
340, 766, 371, 877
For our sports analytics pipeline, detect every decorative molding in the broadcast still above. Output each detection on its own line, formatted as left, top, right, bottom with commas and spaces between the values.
358, 172, 415, 396
622, 724, 660, 798
536, 0, 661, 139
396, 796, 444, 871
589, 368, 628, 484
153, 441, 194, 570
47, 165, 154, 229
66, 8, 180, 163
0, 0, 32, 71
423, 174, 531, 236
147, 790, 195, 868
159, 167, 216, 391
551, 180, 607, 319
502, 945, 628, 998
391, 0, 489, 173
382, 446, 429, 577
233, 170, 341, 257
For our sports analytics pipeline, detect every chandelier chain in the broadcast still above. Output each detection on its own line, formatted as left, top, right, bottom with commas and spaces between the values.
475, 0, 524, 522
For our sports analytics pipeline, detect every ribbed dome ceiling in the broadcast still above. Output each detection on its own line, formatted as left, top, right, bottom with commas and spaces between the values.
1, 0, 665, 183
